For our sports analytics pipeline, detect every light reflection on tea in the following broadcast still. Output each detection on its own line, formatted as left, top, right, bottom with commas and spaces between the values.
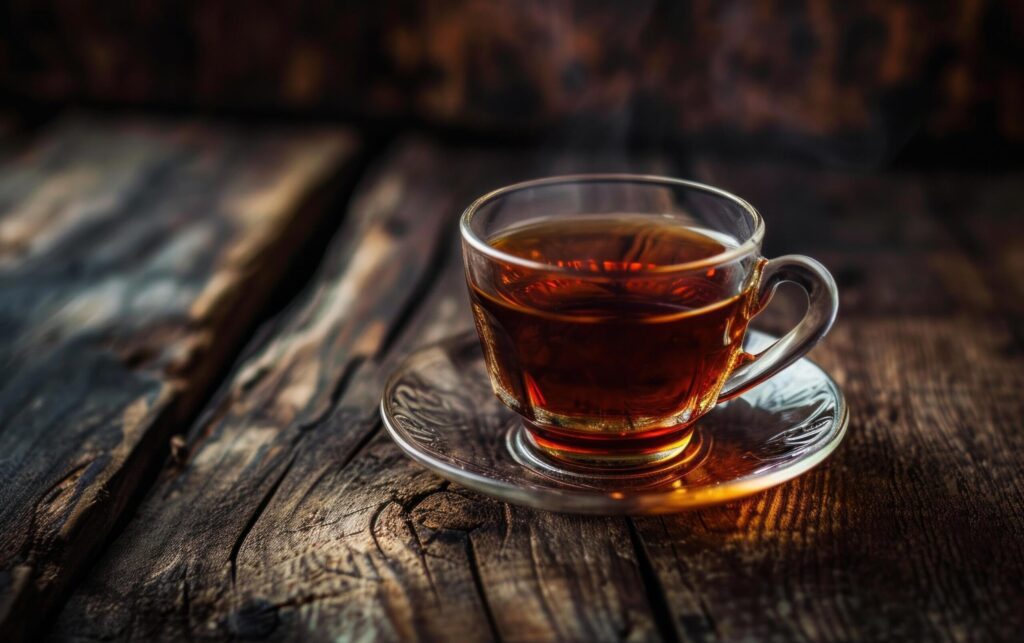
468, 215, 759, 463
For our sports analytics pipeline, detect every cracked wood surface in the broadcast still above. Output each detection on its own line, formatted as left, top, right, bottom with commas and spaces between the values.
5, 130, 1022, 641
0, 115, 359, 640
51, 142, 669, 642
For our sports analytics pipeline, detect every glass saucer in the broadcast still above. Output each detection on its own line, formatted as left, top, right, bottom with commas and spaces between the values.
380, 330, 848, 515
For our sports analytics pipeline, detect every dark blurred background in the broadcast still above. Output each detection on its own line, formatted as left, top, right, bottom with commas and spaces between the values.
1, 0, 1021, 169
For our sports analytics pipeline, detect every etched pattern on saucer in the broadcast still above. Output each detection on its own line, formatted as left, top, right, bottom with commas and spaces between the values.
381, 330, 848, 514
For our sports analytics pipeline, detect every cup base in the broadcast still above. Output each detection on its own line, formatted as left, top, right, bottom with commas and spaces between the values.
512, 420, 707, 475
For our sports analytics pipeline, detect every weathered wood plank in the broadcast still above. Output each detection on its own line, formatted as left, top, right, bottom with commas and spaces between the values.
632, 317, 1024, 642
0, 115, 359, 639
53, 143, 669, 642
53, 148, 1024, 642
221, 249, 662, 642
626, 163, 1024, 642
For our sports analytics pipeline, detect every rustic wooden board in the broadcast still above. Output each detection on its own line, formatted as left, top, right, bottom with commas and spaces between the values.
630, 316, 1024, 642
627, 162, 1024, 641
52, 144, 1024, 641
52, 143, 673, 642
0, 115, 358, 639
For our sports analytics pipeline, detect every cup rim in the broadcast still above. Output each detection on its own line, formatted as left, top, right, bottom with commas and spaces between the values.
460, 173, 765, 274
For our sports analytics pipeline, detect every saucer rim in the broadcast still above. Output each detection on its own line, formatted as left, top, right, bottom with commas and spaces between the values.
380, 330, 849, 515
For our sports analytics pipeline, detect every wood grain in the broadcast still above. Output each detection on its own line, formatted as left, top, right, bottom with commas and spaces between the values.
48, 144, 1024, 641
52, 143, 673, 642
626, 162, 1024, 642
0, 115, 358, 639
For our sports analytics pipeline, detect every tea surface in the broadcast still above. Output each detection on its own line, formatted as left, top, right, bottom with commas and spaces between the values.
469, 215, 756, 458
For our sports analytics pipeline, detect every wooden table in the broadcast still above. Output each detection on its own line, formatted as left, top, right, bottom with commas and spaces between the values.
0, 115, 1021, 642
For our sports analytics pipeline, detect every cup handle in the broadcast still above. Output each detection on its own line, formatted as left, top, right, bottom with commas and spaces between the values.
718, 255, 839, 402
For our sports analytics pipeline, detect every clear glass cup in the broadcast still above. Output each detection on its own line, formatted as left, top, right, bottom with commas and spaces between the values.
461, 175, 838, 468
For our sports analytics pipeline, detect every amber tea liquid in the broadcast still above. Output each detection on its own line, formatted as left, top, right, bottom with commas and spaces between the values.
469, 215, 758, 463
